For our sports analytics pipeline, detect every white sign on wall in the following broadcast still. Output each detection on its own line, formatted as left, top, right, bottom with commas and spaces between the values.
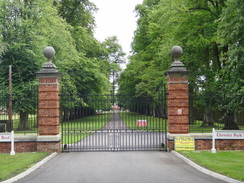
212, 128, 244, 153
0, 133, 11, 142
213, 130, 244, 139
0, 131, 15, 155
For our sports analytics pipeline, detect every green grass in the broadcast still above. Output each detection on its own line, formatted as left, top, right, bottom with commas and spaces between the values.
0, 114, 38, 134
0, 152, 48, 181
189, 120, 244, 133
119, 111, 167, 131
62, 132, 94, 144
61, 112, 112, 144
179, 151, 244, 181
189, 120, 224, 133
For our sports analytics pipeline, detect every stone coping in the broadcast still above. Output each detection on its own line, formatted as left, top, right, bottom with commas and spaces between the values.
37, 135, 61, 142
167, 133, 212, 140
0, 133, 61, 142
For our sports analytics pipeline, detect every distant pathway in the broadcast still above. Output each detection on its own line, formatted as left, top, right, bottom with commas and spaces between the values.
102, 111, 129, 130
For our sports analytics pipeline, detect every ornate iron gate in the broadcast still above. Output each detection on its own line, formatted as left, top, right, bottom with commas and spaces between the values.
61, 88, 167, 152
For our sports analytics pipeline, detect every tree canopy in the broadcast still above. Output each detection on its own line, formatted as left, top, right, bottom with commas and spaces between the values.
118, 0, 244, 128
0, 0, 125, 129
0, 0, 243, 130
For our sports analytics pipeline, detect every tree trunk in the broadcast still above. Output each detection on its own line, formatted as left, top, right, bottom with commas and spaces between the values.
18, 111, 30, 130
202, 107, 215, 126
223, 112, 239, 130
63, 108, 67, 121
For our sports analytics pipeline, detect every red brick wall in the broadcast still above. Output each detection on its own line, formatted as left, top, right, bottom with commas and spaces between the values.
0, 142, 37, 153
167, 75, 189, 134
0, 141, 60, 153
37, 142, 60, 153
195, 139, 244, 151
167, 140, 174, 151
38, 78, 60, 136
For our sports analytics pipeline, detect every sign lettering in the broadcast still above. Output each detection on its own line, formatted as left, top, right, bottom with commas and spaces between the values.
175, 137, 195, 151
213, 130, 244, 139
0, 134, 11, 142
212, 129, 244, 153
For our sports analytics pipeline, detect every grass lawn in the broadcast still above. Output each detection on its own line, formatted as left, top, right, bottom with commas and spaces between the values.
119, 111, 167, 131
0, 114, 38, 134
189, 121, 224, 133
0, 152, 48, 181
61, 112, 112, 144
179, 151, 244, 181
189, 120, 244, 133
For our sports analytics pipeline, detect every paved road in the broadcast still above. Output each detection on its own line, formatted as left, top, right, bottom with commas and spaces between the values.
16, 151, 225, 183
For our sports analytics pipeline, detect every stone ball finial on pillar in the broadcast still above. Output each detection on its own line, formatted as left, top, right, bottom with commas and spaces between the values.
43, 46, 55, 62
37, 46, 59, 74
168, 46, 187, 72
171, 46, 183, 61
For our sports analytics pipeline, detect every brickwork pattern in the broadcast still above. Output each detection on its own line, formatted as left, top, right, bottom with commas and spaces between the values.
167, 75, 189, 134
0, 141, 60, 153
38, 78, 60, 136
0, 142, 37, 153
195, 139, 244, 151
39, 78, 59, 83
38, 125, 60, 135
167, 140, 174, 151
37, 142, 60, 153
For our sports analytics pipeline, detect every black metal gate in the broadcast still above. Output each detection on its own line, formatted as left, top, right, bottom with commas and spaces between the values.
60, 88, 167, 152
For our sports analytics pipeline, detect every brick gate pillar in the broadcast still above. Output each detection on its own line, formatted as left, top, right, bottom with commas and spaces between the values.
165, 46, 190, 135
36, 46, 61, 152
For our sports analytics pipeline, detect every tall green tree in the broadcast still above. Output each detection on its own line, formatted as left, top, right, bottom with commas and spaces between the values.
0, 0, 80, 129
119, 0, 168, 100
119, 0, 243, 128
57, 0, 97, 31
217, 0, 244, 95
216, 0, 244, 129
0, 0, 45, 130
101, 36, 126, 95
56, 0, 113, 96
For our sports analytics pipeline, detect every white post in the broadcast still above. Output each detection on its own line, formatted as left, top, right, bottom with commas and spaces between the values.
10, 130, 15, 156
211, 128, 216, 153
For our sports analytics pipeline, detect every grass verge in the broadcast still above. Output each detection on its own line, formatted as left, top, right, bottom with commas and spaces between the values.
179, 151, 244, 181
0, 152, 49, 181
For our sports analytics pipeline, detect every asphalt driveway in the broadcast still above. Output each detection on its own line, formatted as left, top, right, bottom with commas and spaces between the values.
15, 151, 225, 183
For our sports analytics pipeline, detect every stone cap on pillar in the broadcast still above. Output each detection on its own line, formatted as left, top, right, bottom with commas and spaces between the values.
36, 46, 61, 78
165, 46, 190, 76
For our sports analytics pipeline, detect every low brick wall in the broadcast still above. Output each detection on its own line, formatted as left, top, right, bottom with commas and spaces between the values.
167, 133, 244, 151
0, 134, 61, 153
0, 142, 37, 153
0, 135, 38, 153
195, 139, 244, 150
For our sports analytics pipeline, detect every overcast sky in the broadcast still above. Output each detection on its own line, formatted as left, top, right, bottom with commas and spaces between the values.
91, 0, 143, 56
